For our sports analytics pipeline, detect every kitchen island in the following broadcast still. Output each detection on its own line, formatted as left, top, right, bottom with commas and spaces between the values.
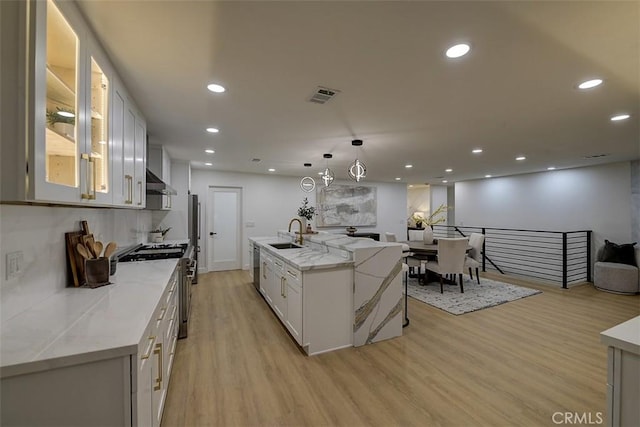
250, 231, 403, 355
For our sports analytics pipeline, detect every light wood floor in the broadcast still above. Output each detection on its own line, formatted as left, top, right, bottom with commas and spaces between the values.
162, 270, 639, 427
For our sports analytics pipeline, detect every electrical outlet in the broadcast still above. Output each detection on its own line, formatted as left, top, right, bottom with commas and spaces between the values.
6, 251, 24, 280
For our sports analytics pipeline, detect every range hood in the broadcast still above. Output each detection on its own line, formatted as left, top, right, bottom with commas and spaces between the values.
146, 169, 177, 195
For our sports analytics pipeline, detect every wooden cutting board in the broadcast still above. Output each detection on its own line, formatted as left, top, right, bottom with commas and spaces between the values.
65, 231, 86, 287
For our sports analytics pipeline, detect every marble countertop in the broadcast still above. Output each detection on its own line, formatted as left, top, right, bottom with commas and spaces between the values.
251, 232, 398, 271
601, 315, 640, 355
250, 236, 353, 271
1, 259, 178, 379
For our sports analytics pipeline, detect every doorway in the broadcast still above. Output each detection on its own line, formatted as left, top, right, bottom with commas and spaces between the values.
207, 186, 242, 271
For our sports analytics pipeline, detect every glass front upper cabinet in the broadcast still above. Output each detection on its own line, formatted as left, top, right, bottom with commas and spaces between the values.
45, 0, 78, 188
90, 57, 109, 196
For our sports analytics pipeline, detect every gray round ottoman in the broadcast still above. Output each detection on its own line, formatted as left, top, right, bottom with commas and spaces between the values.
594, 261, 640, 294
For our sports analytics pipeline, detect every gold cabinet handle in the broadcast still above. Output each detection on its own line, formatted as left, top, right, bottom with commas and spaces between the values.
283, 277, 287, 298
141, 336, 155, 360
153, 342, 163, 391
137, 180, 143, 206
81, 154, 96, 200
157, 307, 167, 322
125, 175, 133, 204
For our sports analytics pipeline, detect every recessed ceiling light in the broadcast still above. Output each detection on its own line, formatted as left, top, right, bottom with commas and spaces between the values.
395, 177, 401, 181
611, 114, 630, 121
205, 149, 215, 154
442, 180, 448, 183
206, 127, 219, 133
578, 79, 603, 89
268, 168, 275, 172
408, 185, 414, 188
472, 149, 483, 154
547, 167, 556, 170
485, 175, 492, 178
56, 111, 75, 118
205, 162, 212, 166
445, 168, 453, 173
207, 83, 226, 93
516, 156, 526, 161
446, 43, 470, 58
405, 164, 413, 168
98, 140, 106, 145
317, 171, 324, 175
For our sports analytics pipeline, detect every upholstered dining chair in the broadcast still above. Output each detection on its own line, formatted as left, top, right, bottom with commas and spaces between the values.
464, 233, 485, 284
425, 237, 469, 293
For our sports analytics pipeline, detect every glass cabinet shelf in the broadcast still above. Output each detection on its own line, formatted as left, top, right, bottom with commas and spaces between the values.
46, 65, 75, 108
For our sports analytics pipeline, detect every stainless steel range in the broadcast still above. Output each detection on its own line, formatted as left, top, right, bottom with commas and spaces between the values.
118, 242, 196, 339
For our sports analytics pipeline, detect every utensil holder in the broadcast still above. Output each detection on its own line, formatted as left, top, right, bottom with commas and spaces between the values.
149, 232, 163, 243
85, 257, 111, 288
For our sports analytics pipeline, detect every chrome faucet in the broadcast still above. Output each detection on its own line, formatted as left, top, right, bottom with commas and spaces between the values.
288, 218, 303, 245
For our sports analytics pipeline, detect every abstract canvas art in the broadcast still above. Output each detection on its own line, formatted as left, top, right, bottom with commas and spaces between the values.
316, 185, 377, 227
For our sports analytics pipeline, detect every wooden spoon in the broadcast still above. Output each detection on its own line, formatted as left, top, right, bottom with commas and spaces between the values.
94, 241, 104, 258
76, 243, 92, 259
103, 241, 117, 258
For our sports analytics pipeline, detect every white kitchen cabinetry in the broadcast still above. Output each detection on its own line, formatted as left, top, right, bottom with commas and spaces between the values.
260, 249, 274, 302
271, 257, 287, 321
0, 0, 145, 208
1, 265, 178, 426
284, 265, 303, 345
256, 245, 352, 354
112, 80, 146, 207
601, 316, 640, 427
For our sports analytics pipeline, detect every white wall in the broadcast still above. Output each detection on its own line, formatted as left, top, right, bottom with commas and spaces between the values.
455, 162, 634, 248
429, 185, 449, 225
190, 170, 407, 270
0, 205, 152, 322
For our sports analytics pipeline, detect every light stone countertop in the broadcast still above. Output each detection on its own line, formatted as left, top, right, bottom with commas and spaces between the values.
251, 232, 399, 271
0, 259, 178, 379
601, 315, 640, 355
250, 236, 353, 270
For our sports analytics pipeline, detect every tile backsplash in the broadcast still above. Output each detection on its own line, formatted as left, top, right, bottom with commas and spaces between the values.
0, 205, 151, 322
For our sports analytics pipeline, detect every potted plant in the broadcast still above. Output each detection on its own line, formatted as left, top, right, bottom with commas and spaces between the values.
46, 107, 75, 138
297, 197, 315, 232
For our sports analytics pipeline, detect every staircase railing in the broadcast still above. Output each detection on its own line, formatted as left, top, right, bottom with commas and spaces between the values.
431, 225, 592, 288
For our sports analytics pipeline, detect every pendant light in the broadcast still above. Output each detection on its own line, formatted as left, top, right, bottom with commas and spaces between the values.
321, 153, 334, 187
300, 163, 316, 192
348, 139, 366, 182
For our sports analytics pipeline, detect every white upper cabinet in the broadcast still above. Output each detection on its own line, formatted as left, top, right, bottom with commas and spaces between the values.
0, 0, 146, 208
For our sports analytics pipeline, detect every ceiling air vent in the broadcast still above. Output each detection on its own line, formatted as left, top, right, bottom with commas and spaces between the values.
308, 86, 340, 104
583, 153, 610, 159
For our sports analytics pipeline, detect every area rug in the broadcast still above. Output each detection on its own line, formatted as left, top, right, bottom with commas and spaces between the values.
406, 275, 542, 315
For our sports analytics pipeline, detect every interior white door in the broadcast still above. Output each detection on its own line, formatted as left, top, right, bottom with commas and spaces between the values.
207, 187, 242, 271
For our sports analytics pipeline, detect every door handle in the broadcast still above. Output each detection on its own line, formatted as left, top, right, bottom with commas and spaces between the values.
210, 232, 217, 236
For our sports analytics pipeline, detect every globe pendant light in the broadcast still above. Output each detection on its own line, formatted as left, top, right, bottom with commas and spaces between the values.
321, 153, 334, 187
348, 139, 366, 182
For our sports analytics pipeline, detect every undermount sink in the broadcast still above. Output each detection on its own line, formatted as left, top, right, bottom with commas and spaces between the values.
268, 242, 303, 250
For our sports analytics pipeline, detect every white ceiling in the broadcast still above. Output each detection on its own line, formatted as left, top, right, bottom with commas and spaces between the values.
75, 0, 639, 185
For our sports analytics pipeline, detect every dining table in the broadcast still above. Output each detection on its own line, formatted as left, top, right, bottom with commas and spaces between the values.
400, 240, 472, 284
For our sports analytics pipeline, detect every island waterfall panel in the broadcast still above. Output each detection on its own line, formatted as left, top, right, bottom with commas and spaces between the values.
352, 245, 403, 346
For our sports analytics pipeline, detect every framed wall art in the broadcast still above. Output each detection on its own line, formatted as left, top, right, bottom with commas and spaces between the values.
316, 185, 377, 227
